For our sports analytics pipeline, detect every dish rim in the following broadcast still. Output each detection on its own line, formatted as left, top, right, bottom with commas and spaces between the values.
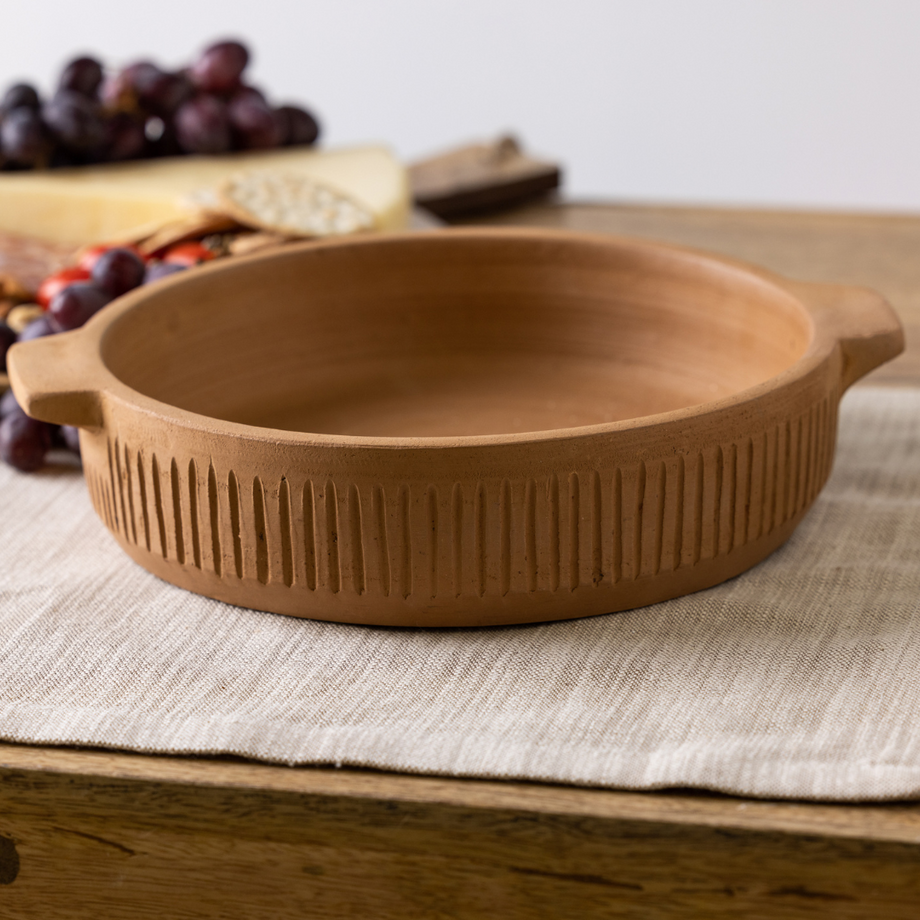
17, 227, 856, 451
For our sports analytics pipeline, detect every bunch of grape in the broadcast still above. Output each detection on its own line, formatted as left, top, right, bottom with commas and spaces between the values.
0, 39, 320, 169
0, 242, 210, 471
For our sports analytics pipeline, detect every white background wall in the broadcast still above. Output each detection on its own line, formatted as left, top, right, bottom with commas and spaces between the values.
3, 0, 920, 211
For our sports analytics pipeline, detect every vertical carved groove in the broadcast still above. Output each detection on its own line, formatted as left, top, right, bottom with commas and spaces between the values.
753, 432, 766, 540
350, 483, 366, 596
253, 477, 269, 585
549, 473, 560, 592
819, 396, 832, 487
786, 417, 796, 520
693, 452, 704, 565
188, 459, 201, 569
723, 443, 736, 555
451, 483, 463, 598
804, 406, 817, 507
767, 425, 780, 534
228, 469, 243, 579
634, 462, 646, 576
592, 470, 603, 586
474, 482, 486, 597
137, 452, 151, 552
525, 479, 537, 592
102, 481, 113, 531
792, 416, 804, 514
568, 472, 580, 591
93, 471, 104, 520
170, 459, 186, 566
151, 454, 168, 560
654, 461, 666, 576
500, 479, 512, 596
207, 463, 221, 577
106, 439, 120, 533
324, 479, 340, 594
101, 474, 113, 530
398, 484, 412, 599
739, 438, 753, 548
426, 485, 438, 599
124, 444, 137, 545
113, 439, 128, 539
374, 485, 390, 597
712, 448, 723, 557
94, 474, 106, 527
279, 477, 293, 587
674, 456, 684, 569
87, 470, 98, 515
612, 468, 623, 583
302, 480, 316, 591
814, 399, 826, 497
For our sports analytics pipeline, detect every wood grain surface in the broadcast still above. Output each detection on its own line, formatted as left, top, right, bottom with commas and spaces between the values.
4, 201, 920, 918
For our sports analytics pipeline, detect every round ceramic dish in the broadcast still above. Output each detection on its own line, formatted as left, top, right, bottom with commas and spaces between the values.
9, 229, 903, 627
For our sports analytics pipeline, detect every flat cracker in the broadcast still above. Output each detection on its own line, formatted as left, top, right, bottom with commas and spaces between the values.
218, 171, 376, 238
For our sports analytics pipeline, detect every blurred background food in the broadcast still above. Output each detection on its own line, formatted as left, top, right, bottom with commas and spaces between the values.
1, 0, 918, 211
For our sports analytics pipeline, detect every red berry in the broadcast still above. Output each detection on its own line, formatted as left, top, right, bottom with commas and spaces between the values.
162, 242, 215, 266
36, 266, 90, 308
78, 244, 147, 272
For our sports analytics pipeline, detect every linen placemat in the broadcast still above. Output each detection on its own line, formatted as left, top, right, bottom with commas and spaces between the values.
1, 384, 918, 801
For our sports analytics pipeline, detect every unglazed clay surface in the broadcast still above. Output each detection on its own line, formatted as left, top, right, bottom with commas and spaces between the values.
9, 229, 904, 625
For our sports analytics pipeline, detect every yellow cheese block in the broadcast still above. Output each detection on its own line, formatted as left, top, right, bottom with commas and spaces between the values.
0, 145, 410, 245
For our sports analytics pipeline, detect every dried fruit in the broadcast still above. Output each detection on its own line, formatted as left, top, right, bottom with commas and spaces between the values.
5, 303, 43, 333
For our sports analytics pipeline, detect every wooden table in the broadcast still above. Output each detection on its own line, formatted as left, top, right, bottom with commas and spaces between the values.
3, 202, 920, 919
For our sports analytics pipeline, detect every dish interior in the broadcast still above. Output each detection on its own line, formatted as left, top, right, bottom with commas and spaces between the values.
102, 235, 813, 438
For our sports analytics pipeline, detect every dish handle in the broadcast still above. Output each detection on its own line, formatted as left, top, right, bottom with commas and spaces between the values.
793, 281, 905, 390
7, 330, 104, 430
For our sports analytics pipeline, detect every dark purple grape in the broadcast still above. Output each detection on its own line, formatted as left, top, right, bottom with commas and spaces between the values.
143, 260, 186, 284
228, 92, 281, 149
189, 40, 249, 94
234, 85, 267, 105
110, 62, 194, 117
275, 105, 320, 146
43, 90, 106, 151
91, 247, 145, 296
145, 122, 182, 158
47, 147, 81, 168
61, 424, 81, 455
1, 107, 49, 166
0, 322, 15, 371
104, 111, 147, 161
0, 413, 52, 472
0, 387, 23, 419
1, 83, 40, 115
100, 67, 136, 111
17, 315, 55, 341
141, 70, 194, 116
58, 56, 104, 98
175, 95, 231, 154
48, 282, 111, 332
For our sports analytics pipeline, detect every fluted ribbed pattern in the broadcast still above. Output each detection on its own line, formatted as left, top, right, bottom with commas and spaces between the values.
90, 395, 836, 599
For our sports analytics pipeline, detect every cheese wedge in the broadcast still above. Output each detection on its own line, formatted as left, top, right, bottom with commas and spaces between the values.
0, 145, 410, 245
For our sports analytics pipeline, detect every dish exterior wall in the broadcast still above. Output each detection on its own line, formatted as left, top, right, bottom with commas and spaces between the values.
78, 355, 840, 627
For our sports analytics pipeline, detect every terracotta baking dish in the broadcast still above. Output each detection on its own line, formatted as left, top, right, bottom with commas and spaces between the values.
9, 228, 903, 626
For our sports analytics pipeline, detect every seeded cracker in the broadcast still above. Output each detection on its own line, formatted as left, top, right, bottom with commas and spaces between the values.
218, 171, 376, 238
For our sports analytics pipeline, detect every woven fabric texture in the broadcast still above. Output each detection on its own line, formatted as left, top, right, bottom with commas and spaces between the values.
1, 385, 918, 801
